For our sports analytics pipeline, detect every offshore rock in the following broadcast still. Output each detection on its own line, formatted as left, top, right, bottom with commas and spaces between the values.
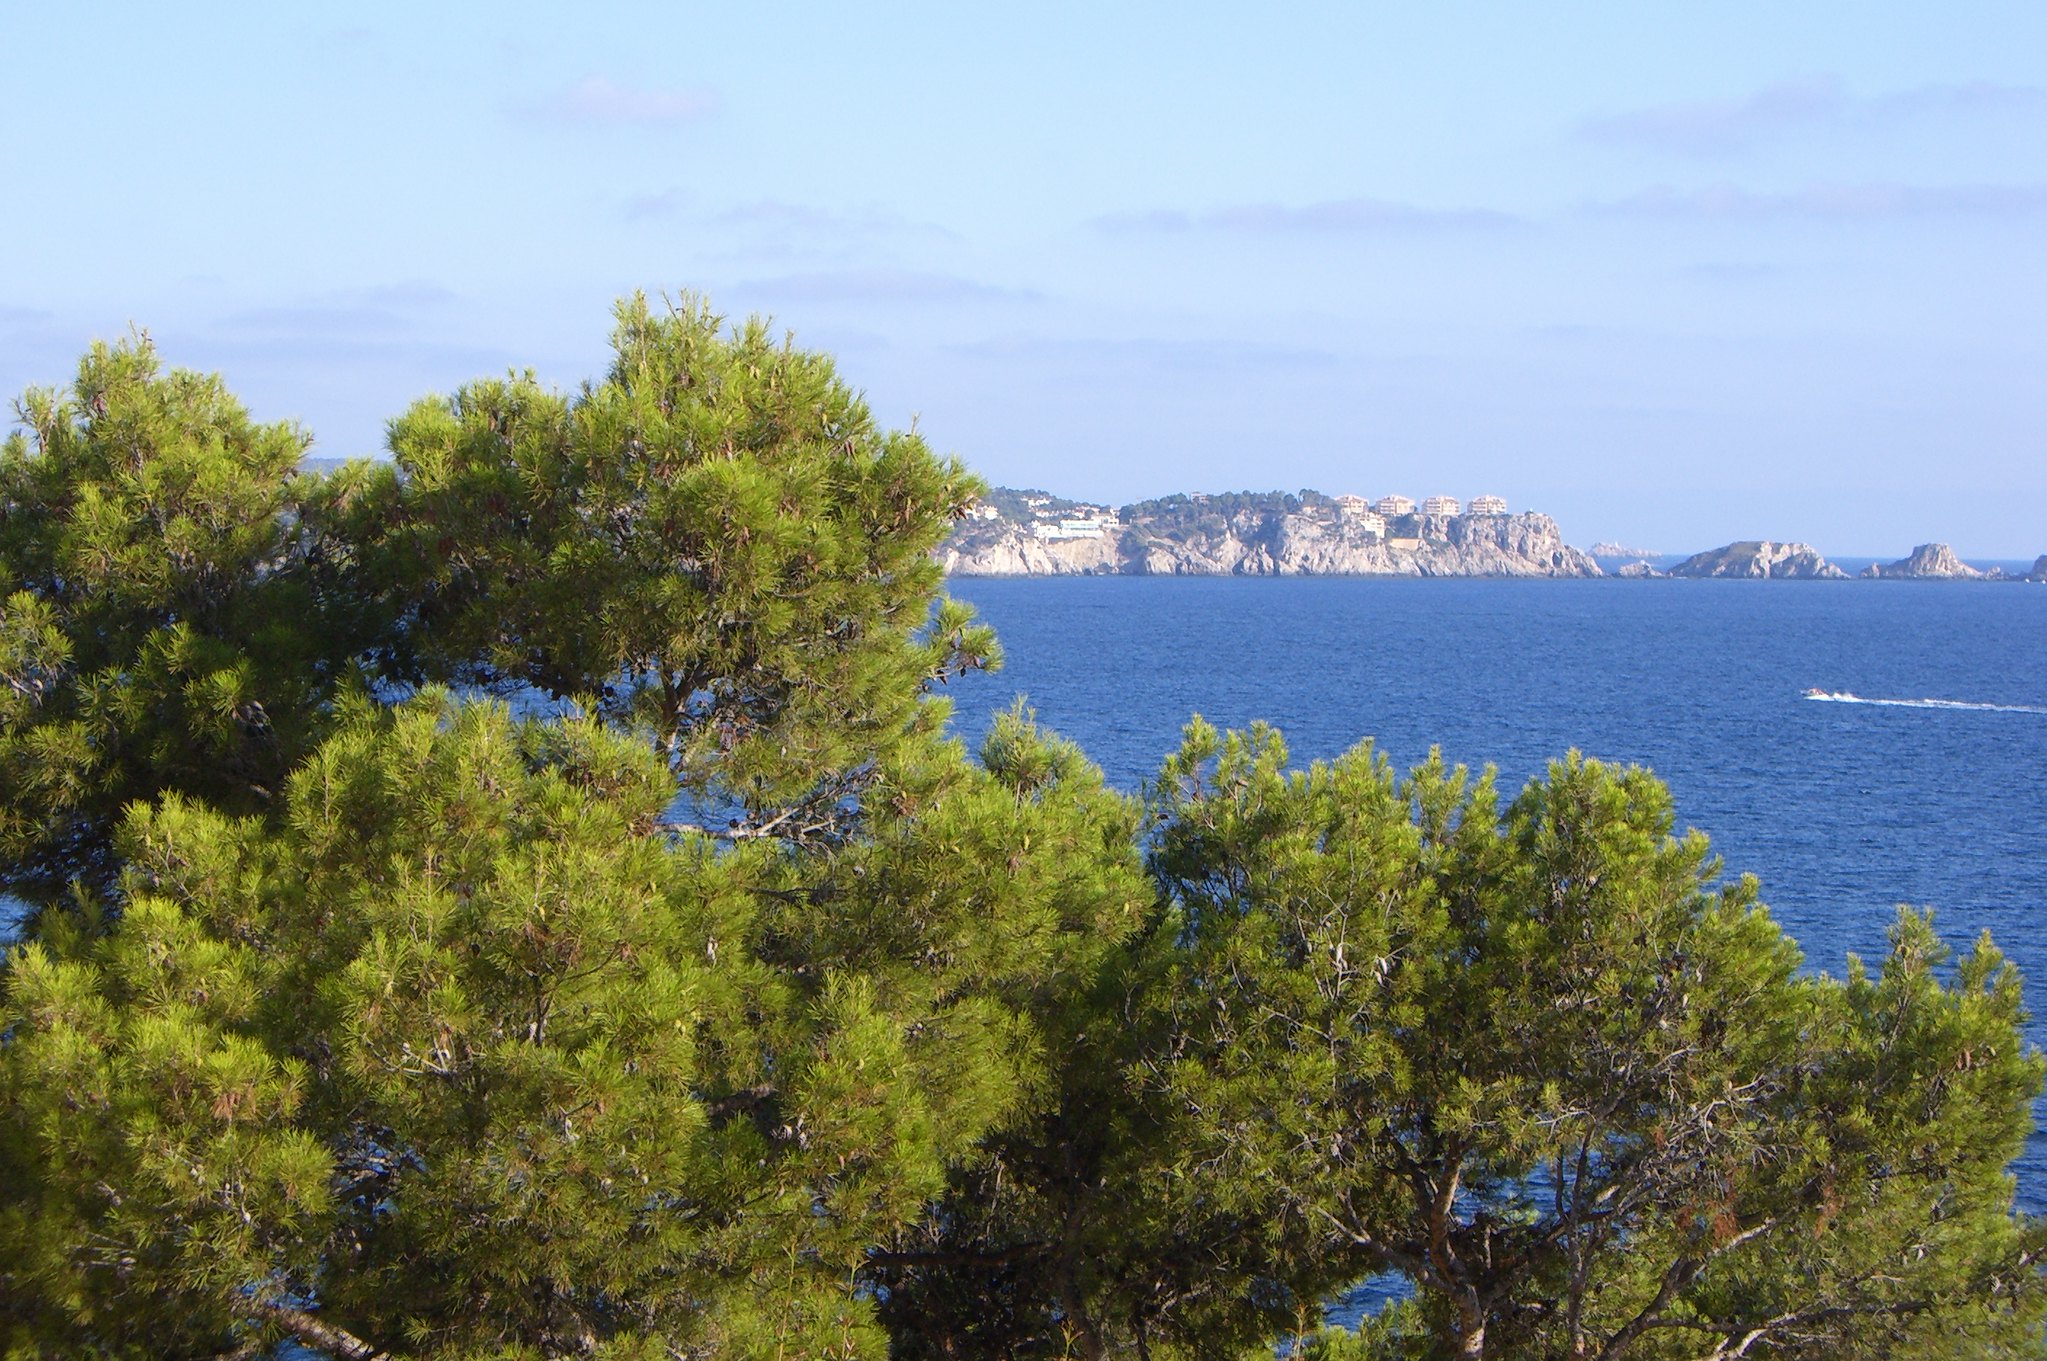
1860, 543, 1984, 579
1667, 541, 1847, 580
2031, 555, 2047, 582
1615, 561, 1663, 578
940, 504, 1601, 578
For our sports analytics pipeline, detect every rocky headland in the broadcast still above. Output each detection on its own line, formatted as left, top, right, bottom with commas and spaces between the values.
941, 489, 1601, 578
1667, 541, 1847, 580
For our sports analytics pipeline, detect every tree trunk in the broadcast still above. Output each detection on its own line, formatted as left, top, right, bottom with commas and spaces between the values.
1452, 1296, 1488, 1360
1056, 1260, 1106, 1361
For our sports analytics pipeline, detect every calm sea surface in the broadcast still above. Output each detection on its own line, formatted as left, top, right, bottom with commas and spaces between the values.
944, 576, 2047, 1208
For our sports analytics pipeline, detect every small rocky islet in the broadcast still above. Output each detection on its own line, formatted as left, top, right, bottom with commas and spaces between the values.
1653, 540, 2038, 580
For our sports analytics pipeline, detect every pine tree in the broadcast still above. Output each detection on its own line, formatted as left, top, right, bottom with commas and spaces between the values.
365, 292, 994, 844
1142, 725, 2045, 1360
0, 309, 1151, 1359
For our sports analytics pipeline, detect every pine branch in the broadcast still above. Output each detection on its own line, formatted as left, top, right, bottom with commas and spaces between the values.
240, 1298, 394, 1361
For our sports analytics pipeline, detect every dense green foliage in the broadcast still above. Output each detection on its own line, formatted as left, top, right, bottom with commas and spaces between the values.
1142, 728, 2042, 1360
1118, 489, 1310, 526
1113, 489, 1310, 547
0, 337, 376, 901
979, 487, 1086, 521
872, 726, 2045, 1360
0, 694, 1142, 1358
3, 300, 2041, 1359
368, 295, 993, 837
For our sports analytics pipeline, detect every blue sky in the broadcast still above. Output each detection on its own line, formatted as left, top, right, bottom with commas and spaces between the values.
4, 3, 2043, 556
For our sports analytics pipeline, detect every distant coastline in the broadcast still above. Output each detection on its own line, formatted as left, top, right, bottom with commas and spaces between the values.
939, 486, 2047, 582
941, 487, 1597, 578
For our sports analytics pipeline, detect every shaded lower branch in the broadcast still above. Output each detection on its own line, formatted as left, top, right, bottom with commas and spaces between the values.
241, 1299, 394, 1361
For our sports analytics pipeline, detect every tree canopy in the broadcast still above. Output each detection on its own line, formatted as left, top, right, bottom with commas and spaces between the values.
2, 298, 2040, 1359
869, 725, 2045, 1360
368, 294, 992, 841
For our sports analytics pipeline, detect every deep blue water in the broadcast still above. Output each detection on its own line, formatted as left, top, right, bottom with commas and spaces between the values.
943, 575, 2047, 1207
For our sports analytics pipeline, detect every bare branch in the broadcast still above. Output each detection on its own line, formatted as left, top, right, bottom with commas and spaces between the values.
240, 1298, 394, 1361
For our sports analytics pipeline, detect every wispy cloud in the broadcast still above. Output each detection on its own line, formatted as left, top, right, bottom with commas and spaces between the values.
1592, 182, 2047, 221
1580, 78, 2047, 156
309, 24, 389, 70
735, 269, 1039, 304
347, 280, 459, 309
0, 304, 55, 327
218, 282, 461, 337
1095, 197, 1524, 234
1580, 78, 1844, 156
522, 76, 717, 126
716, 197, 953, 237
623, 189, 689, 221
621, 194, 958, 250
179, 332, 513, 373
1877, 80, 2047, 120
1521, 322, 1637, 345
1677, 260, 1789, 283
950, 334, 1336, 374
223, 305, 414, 335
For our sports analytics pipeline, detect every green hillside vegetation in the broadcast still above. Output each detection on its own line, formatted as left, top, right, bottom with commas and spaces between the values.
976, 487, 1338, 533
4, 298, 2042, 1360
1119, 488, 1323, 526
981, 487, 1087, 521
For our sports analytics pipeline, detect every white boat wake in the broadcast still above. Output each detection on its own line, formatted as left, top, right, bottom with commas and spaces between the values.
1803, 689, 2047, 715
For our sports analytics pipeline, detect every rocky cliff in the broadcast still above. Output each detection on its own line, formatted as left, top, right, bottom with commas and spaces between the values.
1667, 541, 1847, 580
1860, 543, 1984, 579
937, 531, 1122, 576
941, 500, 1601, 578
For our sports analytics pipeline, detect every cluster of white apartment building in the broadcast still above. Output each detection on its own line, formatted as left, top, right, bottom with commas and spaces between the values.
1029, 506, 1122, 540
965, 493, 1123, 540
1317, 492, 1513, 543
1333, 492, 1509, 528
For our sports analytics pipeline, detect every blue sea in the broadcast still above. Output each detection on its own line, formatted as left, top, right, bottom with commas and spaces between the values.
944, 575, 2047, 1208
